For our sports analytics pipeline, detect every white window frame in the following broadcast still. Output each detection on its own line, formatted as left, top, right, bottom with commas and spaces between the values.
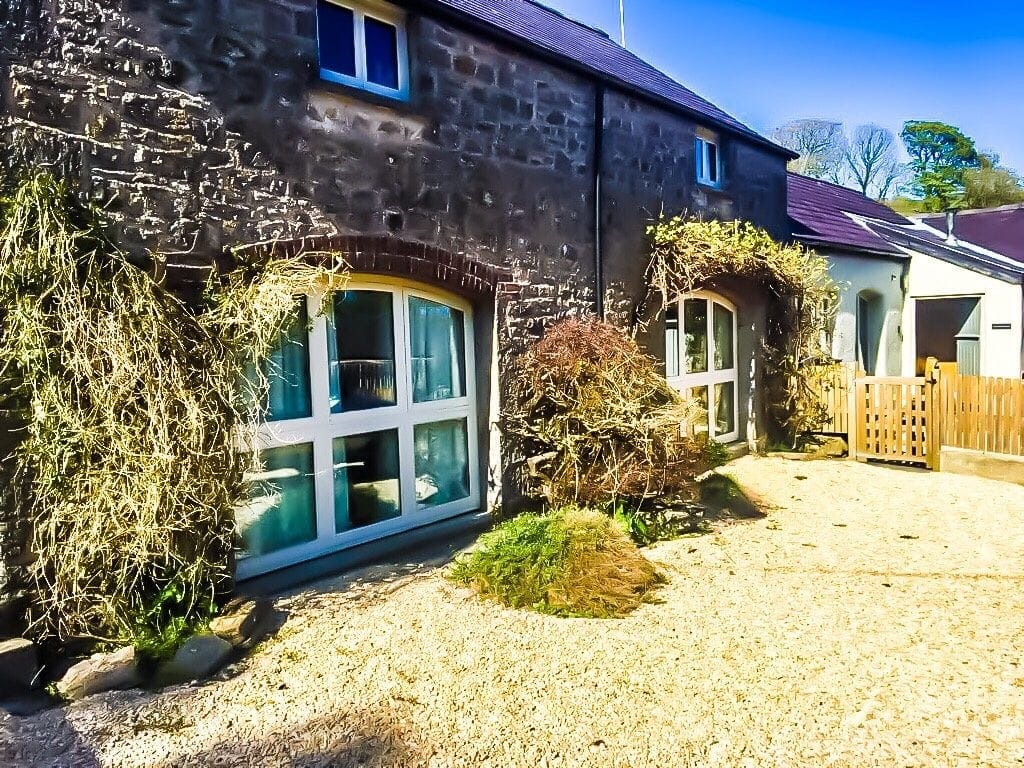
666, 290, 739, 443
236, 277, 479, 579
695, 130, 722, 188
317, 0, 410, 100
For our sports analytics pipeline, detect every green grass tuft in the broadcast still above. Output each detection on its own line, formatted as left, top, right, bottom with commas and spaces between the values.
451, 507, 661, 618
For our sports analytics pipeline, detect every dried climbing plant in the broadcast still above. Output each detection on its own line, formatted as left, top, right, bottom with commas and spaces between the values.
645, 217, 838, 439
502, 317, 713, 508
0, 172, 347, 642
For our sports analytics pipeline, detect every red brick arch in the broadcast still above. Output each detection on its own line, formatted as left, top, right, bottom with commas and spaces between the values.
227, 235, 513, 297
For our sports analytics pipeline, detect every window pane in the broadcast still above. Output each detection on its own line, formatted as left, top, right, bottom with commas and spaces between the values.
329, 290, 397, 413
334, 430, 401, 532
237, 444, 317, 558
695, 138, 705, 181
317, 1, 356, 77
365, 16, 399, 89
665, 304, 680, 378
684, 298, 708, 374
243, 298, 312, 422
690, 387, 709, 436
414, 419, 470, 508
715, 382, 735, 437
266, 299, 312, 421
713, 302, 734, 371
409, 296, 466, 403
707, 142, 719, 183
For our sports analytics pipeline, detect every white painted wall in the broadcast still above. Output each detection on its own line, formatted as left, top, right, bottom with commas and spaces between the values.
902, 251, 1023, 379
825, 250, 906, 376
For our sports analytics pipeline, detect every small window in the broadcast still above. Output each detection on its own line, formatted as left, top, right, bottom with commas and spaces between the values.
317, 0, 408, 99
696, 133, 721, 187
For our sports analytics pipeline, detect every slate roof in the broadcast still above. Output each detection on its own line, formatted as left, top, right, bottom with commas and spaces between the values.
919, 205, 1024, 265
427, 0, 792, 157
787, 173, 908, 255
787, 173, 1024, 283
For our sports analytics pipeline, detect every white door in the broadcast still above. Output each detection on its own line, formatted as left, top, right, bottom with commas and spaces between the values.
235, 278, 480, 578
665, 291, 739, 443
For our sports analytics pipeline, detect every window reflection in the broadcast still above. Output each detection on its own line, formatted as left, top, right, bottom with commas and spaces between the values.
684, 298, 708, 374
329, 290, 397, 413
409, 296, 466, 403
334, 430, 401, 531
713, 302, 734, 371
237, 444, 317, 557
414, 419, 470, 508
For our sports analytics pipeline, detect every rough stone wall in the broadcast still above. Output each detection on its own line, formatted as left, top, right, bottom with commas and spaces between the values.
0, 0, 791, 631
600, 90, 789, 329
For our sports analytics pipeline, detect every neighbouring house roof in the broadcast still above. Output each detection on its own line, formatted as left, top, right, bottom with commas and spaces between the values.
787, 173, 908, 256
871, 217, 1024, 284
787, 173, 1024, 283
427, 0, 795, 158
918, 205, 1024, 265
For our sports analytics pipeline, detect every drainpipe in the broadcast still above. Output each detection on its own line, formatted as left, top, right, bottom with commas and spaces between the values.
593, 82, 605, 319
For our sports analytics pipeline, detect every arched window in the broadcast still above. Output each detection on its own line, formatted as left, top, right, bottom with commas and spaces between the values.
235, 278, 479, 577
665, 291, 739, 442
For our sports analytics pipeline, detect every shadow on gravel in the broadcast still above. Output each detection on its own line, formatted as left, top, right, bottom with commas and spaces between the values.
0, 704, 101, 768
700, 473, 766, 521
150, 709, 418, 768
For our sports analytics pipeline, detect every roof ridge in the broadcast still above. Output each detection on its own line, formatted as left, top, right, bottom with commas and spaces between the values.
522, 0, 612, 40
788, 172, 866, 195
429, 0, 793, 158
923, 203, 1024, 217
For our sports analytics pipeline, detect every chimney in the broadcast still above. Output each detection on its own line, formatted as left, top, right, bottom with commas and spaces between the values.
945, 210, 957, 245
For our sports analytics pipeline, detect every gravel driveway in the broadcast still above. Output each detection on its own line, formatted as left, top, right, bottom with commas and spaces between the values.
3, 455, 1023, 767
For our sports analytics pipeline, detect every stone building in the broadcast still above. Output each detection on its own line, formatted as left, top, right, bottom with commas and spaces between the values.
0, 0, 793, 608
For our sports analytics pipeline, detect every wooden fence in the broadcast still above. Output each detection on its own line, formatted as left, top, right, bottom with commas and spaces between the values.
939, 373, 1024, 457
806, 359, 1024, 469
807, 363, 861, 436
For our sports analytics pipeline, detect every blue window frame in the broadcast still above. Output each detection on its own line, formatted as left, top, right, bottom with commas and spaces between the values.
316, 0, 408, 99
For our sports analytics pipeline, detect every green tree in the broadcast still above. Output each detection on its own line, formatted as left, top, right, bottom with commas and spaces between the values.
901, 121, 980, 211
962, 154, 1024, 209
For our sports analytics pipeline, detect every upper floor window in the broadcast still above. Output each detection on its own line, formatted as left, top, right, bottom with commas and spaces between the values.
317, 0, 409, 99
695, 131, 721, 188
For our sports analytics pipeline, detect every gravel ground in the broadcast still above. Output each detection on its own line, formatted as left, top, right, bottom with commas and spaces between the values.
3, 455, 1024, 768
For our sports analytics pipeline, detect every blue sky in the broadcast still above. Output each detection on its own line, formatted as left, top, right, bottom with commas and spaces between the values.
546, 1, 1024, 171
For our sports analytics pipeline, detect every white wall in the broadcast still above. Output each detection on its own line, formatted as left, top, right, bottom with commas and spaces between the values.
826, 250, 906, 376
902, 251, 1023, 379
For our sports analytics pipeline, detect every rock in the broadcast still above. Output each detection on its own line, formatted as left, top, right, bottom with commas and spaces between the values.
804, 437, 848, 460
154, 633, 233, 688
820, 437, 849, 457
0, 638, 38, 697
209, 599, 272, 648
57, 645, 141, 701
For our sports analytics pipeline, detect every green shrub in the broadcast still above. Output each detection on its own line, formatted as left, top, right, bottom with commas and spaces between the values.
126, 579, 216, 663
451, 507, 662, 618
612, 502, 710, 547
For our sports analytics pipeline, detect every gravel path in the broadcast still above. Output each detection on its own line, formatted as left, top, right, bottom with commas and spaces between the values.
3, 456, 1024, 767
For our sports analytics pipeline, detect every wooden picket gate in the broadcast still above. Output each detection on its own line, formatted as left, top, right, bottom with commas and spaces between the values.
852, 370, 941, 469
808, 359, 942, 470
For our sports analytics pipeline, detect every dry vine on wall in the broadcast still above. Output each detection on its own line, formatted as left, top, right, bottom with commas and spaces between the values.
0, 172, 348, 644
645, 217, 838, 441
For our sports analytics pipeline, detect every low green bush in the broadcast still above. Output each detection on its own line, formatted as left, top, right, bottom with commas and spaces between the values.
450, 507, 662, 618
612, 502, 710, 547
126, 579, 215, 664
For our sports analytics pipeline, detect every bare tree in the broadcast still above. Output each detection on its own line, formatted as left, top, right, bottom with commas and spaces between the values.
845, 124, 906, 199
772, 119, 848, 183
